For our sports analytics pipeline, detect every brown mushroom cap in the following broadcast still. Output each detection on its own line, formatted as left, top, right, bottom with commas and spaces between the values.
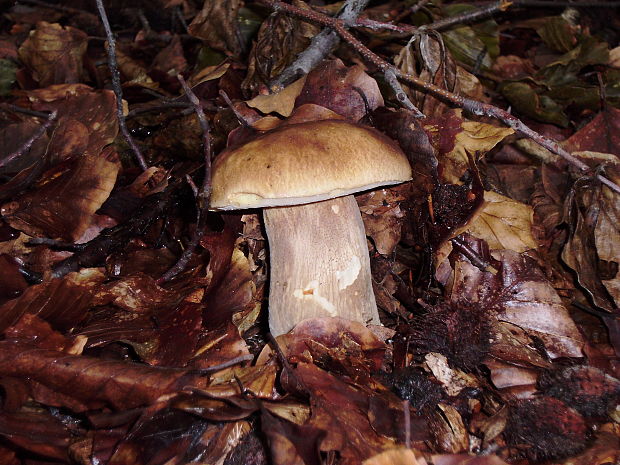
210, 120, 412, 210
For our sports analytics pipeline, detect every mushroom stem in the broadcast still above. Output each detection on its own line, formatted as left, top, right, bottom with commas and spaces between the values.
263, 195, 380, 336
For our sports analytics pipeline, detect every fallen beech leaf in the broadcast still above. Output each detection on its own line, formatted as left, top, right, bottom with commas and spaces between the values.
423, 110, 513, 184
189, 0, 243, 56
0, 411, 71, 461
291, 362, 396, 464
562, 163, 620, 311
0, 120, 49, 174
363, 448, 424, 465
18, 21, 87, 86
295, 59, 384, 121
0, 339, 208, 411
358, 188, 406, 255
25, 85, 118, 164
431, 453, 510, 465
564, 107, 620, 157
242, 0, 317, 95
395, 33, 458, 118
189, 61, 230, 86
151, 35, 186, 76
1, 153, 120, 241
0, 268, 104, 333
448, 242, 584, 358
429, 404, 469, 453
465, 191, 537, 253
246, 77, 306, 117
483, 358, 539, 398
261, 409, 323, 465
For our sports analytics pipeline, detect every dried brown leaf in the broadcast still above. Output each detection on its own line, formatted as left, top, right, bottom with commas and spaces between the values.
0, 339, 208, 411
0, 268, 104, 334
1, 153, 119, 241
189, 0, 243, 56
295, 60, 384, 122
18, 21, 87, 86
242, 0, 317, 95
562, 163, 620, 311
564, 107, 620, 157
448, 244, 584, 358
466, 191, 537, 253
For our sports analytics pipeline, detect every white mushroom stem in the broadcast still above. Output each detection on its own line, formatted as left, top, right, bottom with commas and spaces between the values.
263, 195, 380, 336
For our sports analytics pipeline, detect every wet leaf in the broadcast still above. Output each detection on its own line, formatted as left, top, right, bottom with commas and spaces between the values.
0, 268, 104, 333
1, 153, 120, 241
448, 242, 584, 359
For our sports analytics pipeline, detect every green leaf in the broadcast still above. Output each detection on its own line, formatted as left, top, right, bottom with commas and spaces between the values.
536, 17, 577, 53
501, 81, 569, 127
0, 59, 17, 96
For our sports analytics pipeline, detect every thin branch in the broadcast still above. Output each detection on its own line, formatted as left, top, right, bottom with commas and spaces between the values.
219, 90, 252, 127
269, 0, 371, 92
0, 103, 51, 119
95, 0, 148, 171
451, 235, 498, 275
0, 110, 57, 169
259, 0, 620, 195
157, 76, 213, 284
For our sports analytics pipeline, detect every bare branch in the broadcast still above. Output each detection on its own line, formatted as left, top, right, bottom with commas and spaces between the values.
259, 0, 620, 195
95, 0, 148, 171
0, 110, 57, 169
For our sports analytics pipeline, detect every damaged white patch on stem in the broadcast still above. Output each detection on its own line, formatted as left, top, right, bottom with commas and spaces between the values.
336, 255, 361, 290
293, 280, 337, 316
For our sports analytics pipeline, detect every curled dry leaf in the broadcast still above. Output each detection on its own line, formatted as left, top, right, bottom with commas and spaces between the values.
18, 21, 87, 86
242, 0, 317, 95
465, 191, 537, 253
295, 59, 384, 122
189, 0, 243, 56
358, 188, 406, 255
246, 76, 307, 117
562, 162, 620, 312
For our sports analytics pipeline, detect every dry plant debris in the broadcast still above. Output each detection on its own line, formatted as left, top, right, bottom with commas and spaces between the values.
0, 1, 619, 464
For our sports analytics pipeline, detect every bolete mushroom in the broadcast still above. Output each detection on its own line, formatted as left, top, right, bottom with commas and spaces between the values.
210, 119, 411, 335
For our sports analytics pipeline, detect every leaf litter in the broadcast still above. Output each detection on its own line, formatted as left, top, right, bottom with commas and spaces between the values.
0, 1, 619, 465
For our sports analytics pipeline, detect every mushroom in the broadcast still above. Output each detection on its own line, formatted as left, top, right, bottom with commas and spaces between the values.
210, 119, 411, 335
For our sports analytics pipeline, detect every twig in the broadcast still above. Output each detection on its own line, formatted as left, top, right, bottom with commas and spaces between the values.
451, 235, 498, 275
157, 76, 213, 284
95, 0, 148, 171
259, 0, 620, 195
0, 103, 51, 119
18, 0, 87, 14
269, 0, 371, 92
219, 90, 252, 127
0, 110, 57, 169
